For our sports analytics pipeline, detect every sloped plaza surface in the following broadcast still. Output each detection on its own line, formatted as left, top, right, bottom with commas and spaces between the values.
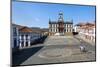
13, 36, 95, 66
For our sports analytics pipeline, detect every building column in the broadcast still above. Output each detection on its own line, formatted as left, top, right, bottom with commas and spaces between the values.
19, 35, 22, 48
16, 28, 19, 47
49, 27, 51, 32
28, 35, 31, 47
23, 35, 26, 47
57, 29, 58, 32
55, 28, 56, 32
55, 24, 57, 32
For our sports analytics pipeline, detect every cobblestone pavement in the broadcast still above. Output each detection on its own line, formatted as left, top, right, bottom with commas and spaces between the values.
20, 36, 96, 65
74, 35, 95, 46
44, 36, 80, 46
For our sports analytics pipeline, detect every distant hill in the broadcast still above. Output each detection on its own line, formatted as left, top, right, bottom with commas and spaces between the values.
31, 27, 49, 32
12, 23, 49, 33
41, 28, 49, 32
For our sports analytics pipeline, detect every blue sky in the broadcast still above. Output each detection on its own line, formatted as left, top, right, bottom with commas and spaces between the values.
12, 1, 96, 28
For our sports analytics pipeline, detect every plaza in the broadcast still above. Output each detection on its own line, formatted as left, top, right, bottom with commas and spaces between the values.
12, 35, 95, 66
12, 2, 96, 66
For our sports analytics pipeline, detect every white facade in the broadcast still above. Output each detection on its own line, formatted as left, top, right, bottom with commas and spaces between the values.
76, 24, 95, 42
12, 24, 43, 49
11, 25, 19, 48
49, 23, 73, 33
74, 25, 80, 32
19, 34, 31, 48
19, 31, 42, 48
49, 12, 73, 36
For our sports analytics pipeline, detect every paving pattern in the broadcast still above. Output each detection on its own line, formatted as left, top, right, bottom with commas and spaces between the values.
20, 36, 95, 65
44, 36, 80, 46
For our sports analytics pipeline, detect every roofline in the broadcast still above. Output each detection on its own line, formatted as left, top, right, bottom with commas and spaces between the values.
49, 21, 73, 24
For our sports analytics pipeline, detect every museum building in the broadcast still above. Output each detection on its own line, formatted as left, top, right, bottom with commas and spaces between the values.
49, 12, 73, 36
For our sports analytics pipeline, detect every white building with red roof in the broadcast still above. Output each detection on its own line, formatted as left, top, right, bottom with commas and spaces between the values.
74, 22, 95, 43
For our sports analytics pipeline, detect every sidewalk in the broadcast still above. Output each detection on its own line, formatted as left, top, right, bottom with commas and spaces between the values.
75, 35, 95, 46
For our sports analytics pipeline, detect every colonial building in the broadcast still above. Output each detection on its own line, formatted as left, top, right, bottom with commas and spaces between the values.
11, 24, 19, 49
12, 23, 49, 49
49, 12, 73, 36
74, 22, 95, 42
19, 27, 33, 48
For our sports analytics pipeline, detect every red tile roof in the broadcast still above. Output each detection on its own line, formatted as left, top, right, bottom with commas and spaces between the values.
19, 27, 33, 33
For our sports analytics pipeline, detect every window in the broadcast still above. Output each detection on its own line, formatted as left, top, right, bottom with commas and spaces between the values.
56, 29, 57, 32
66, 24, 67, 27
67, 24, 69, 27
70, 29, 72, 32
51, 29, 52, 32
13, 27, 17, 36
50, 24, 52, 27
49, 24, 52, 28
70, 25, 72, 27
14, 38, 17, 48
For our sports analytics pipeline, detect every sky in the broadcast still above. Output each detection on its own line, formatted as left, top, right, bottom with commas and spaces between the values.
12, 1, 96, 28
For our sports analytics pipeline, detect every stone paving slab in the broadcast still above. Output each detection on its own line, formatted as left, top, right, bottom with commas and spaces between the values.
21, 45, 95, 65
74, 35, 95, 46
44, 36, 80, 46
20, 36, 95, 65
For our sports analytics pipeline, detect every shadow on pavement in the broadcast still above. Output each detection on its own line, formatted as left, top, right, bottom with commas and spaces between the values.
12, 46, 43, 66
31, 35, 48, 45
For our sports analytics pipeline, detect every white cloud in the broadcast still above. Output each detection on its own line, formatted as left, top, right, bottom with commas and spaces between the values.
34, 18, 40, 22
